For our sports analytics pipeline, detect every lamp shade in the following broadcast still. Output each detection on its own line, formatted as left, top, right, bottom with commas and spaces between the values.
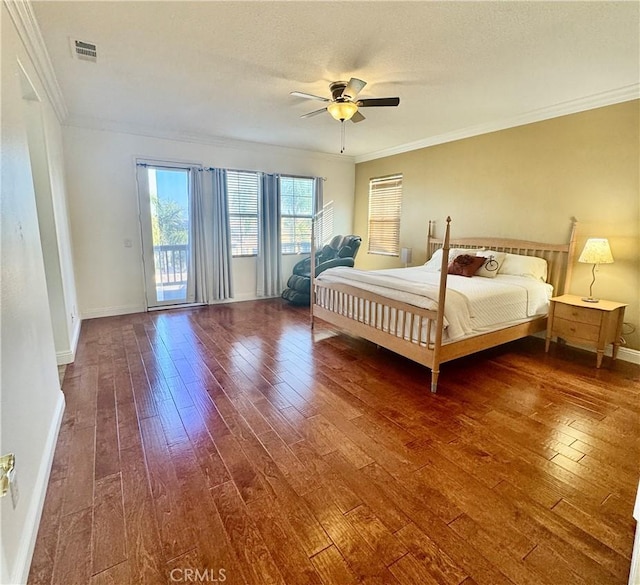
327, 101, 358, 121
578, 238, 614, 264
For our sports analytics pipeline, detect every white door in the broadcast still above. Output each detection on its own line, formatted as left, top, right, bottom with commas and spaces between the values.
137, 163, 195, 308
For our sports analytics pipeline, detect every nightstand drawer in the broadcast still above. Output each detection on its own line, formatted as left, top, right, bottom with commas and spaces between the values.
554, 302, 603, 326
552, 317, 600, 342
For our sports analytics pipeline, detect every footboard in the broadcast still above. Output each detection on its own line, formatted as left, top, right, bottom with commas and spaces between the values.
313, 280, 440, 368
309, 216, 576, 394
312, 217, 452, 392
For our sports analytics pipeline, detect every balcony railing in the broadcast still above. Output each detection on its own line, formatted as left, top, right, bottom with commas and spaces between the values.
154, 244, 188, 285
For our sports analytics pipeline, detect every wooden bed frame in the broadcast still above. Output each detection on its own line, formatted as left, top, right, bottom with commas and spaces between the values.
310, 217, 578, 392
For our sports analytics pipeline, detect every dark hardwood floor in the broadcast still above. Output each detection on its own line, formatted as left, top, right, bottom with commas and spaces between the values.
28, 299, 639, 585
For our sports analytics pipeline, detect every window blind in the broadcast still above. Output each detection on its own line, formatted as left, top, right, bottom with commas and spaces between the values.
227, 170, 259, 256
315, 200, 334, 248
368, 174, 402, 256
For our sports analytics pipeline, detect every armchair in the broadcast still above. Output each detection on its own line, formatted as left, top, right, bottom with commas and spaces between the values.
282, 235, 361, 306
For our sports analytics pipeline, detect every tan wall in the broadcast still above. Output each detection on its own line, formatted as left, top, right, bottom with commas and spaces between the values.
354, 101, 640, 350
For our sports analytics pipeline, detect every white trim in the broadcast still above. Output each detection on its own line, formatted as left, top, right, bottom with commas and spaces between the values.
629, 525, 640, 585
80, 304, 146, 320
11, 390, 65, 585
78, 295, 285, 320
609, 345, 640, 366
141, 295, 273, 312
355, 84, 640, 163
55, 318, 81, 365
70, 317, 81, 359
630, 480, 640, 585
562, 340, 640, 365
55, 350, 73, 366
147, 302, 204, 312
3, 0, 68, 123
230, 292, 267, 302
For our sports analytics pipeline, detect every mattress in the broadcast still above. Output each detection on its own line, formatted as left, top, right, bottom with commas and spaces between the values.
315, 265, 553, 343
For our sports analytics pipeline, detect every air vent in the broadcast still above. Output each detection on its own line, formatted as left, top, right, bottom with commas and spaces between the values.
70, 39, 97, 62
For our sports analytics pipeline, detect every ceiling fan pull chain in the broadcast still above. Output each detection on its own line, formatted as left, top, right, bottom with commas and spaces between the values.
340, 121, 346, 153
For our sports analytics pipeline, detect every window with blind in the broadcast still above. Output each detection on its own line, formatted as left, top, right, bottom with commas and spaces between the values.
280, 176, 313, 254
227, 170, 259, 256
368, 174, 403, 256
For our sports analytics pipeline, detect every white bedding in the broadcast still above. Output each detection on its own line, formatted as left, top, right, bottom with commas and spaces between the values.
315, 266, 553, 343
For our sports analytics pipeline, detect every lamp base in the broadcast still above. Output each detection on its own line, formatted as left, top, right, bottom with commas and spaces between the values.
581, 297, 600, 303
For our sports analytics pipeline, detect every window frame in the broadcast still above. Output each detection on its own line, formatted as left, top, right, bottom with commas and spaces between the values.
279, 175, 314, 256
367, 174, 403, 257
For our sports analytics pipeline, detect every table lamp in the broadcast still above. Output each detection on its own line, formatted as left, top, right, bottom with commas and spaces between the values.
578, 238, 614, 303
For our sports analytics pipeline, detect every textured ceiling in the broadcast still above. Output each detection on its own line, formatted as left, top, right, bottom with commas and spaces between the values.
33, 1, 640, 159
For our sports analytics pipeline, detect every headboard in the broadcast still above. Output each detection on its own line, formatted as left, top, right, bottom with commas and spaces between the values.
426, 218, 578, 295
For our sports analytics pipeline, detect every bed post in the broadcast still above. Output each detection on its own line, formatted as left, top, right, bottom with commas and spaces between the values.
562, 217, 578, 294
426, 219, 433, 258
431, 216, 452, 393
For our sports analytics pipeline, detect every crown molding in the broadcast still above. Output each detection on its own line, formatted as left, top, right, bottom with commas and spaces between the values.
355, 84, 640, 164
63, 115, 355, 164
4, 0, 68, 122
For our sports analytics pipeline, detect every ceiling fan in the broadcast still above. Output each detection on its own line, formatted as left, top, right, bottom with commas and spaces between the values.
291, 78, 400, 123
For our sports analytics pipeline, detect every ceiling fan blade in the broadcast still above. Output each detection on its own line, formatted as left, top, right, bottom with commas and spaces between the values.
300, 107, 327, 119
350, 110, 366, 123
342, 77, 367, 100
290, 91, 329, 102
358, 97, 400, 107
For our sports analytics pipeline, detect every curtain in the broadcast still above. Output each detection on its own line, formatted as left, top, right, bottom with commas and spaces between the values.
189, 167, 209, 304
257, 173, 282, 297
314, 176, 324, 215
210, 168, 233, 300
189, 168, 233, 304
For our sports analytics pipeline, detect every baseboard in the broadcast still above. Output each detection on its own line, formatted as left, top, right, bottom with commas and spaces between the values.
11, 390, 65, 585
629, 523, 640, 585
55, 318, 82, 365
533, 331, 640, 365
616, 346, 640, 366
225, 292, 259, 302
79, 296, 283, 319
55, 350, 73, 365
70, 317, 81, 357
630, 484, 640, 585
225, 292, 281, 302
80, 304, 146, 320
566, 342, 640, 365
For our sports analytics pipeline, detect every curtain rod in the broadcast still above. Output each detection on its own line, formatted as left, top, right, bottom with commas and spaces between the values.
136, 162, 198, 171
204, 167, 326, 181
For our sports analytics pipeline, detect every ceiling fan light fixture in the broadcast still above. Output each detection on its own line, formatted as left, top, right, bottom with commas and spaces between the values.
327, 101, 358, 121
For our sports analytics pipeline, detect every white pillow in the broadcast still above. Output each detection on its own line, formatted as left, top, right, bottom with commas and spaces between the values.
499, 253, 548, 282
474, 250, 507, 278
424, 248, 484, 272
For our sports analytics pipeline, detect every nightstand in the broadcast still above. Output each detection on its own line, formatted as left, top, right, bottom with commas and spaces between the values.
545, 294, 627, 368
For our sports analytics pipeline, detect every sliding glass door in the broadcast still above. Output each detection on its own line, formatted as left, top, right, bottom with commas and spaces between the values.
137, 163, 195, 308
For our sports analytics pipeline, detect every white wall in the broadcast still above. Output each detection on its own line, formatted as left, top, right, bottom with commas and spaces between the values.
22, 98, 80, 364
1, 4, 68, 583
41, 100, 81, 363
62, 125, 356, 317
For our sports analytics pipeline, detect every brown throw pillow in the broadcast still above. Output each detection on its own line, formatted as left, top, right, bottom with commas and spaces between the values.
447, 254, 485, 277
